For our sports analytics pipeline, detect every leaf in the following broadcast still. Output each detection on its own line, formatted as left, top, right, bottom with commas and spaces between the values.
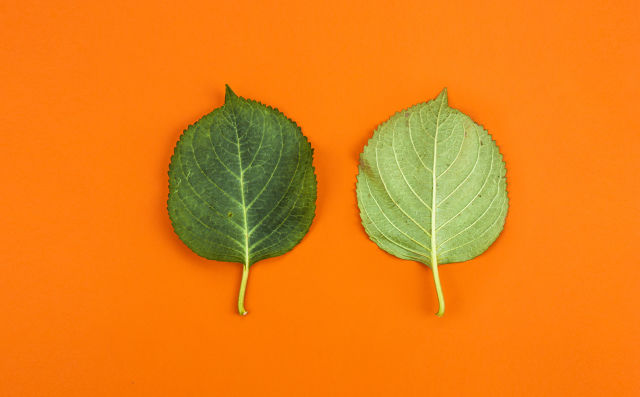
356, 89, 508, 316
168, 85, 317, 315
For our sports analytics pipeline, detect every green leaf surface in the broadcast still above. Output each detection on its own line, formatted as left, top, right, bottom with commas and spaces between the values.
356, 89, 508, 316
168, 86, 317, 315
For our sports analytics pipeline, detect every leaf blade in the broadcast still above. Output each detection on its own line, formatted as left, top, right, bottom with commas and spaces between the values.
168, 86, 317, 314
356, 89, 508, 315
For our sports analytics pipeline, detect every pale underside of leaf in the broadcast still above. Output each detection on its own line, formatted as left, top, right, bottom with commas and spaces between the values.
356, 89, 508, 314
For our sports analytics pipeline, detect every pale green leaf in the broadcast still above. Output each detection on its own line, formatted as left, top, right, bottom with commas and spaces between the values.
168, 86, 317, 315
356, 89, 508, 316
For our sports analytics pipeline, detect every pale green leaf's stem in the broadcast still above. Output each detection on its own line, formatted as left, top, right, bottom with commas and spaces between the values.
431, 91, 446, 317
238, 263, 250, 315
431, 258, 445, 317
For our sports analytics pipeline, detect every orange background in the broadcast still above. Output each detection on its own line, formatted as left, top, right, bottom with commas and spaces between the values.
1, 0, 639, 395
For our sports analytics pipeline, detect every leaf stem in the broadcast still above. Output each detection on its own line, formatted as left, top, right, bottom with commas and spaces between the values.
431, 260, 445, 317
238, 263, 249, 315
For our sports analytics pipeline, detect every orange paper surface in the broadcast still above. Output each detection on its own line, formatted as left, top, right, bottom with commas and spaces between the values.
1, 1, 639, 395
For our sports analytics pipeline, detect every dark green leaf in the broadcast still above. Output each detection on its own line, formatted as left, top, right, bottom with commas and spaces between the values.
168, 86, 317, 315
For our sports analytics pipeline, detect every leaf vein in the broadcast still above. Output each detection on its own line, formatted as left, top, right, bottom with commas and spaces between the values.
438, 193, 508, 255
363, 174, 431, 252
246, 120, 286, 209
436, 142, 495, 232
409, 110, 433, 173
248, 135, 302, 237
248, 161, 309, 254
173, 193, 244, 251
360, 186, 431, 262
392, 118, 432, 211
375, 137, 432, 238
436, 122, 465, 180
187, 132, 242, 206
175, 153, 244, 231
436, 125, 481, 208
207, 123, 241, 180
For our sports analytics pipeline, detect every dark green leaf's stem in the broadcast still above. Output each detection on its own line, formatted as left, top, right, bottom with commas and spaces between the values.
230, 95, 250, 317
431, 260, 445, 317
238, 263, 249, 315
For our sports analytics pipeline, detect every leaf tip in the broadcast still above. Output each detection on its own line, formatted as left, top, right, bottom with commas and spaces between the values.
437, 87, 448, 104
225, 84, 237, 102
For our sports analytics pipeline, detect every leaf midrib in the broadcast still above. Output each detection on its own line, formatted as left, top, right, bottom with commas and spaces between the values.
228, 107, 251, 267
431, 97, 446, 265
